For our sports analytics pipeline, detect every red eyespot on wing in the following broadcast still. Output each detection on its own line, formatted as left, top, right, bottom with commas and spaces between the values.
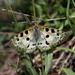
46, 41, 49, 45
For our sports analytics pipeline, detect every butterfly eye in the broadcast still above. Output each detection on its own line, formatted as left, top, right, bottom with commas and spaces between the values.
26, 37, 30, 41
25, 30, 28, 34
46, 35, 49, 38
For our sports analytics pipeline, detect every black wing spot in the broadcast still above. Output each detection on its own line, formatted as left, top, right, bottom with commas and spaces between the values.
51, 28, 55, 33
20, 32, 23, 37
17, 38, 19, 41
26, 37, 30, 41
45, 28, 49, 32
25, 30, 28, 34
27, 44, 30, 48
38, 43, 42, 45
46, 35, 49, 38
57, 30, 59, 32
32, 44, 36, 46
16, 35, 18, 37
46, 41, 49, 45
57, 33, 59, 36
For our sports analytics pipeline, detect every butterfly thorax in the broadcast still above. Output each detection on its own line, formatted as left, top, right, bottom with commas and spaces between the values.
33, 25, 41, 41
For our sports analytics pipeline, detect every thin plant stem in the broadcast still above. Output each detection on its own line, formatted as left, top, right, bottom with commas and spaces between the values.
18, 10, 31, 25
7, 0, 17, 24
66, 0, 75, 35
40, 52, 45, 75
72, 0, 75, 6
32, 0, 37, 25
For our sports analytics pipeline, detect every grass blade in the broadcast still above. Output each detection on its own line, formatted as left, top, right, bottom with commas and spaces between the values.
62, 68, 75, 75
45, 53, 53, 75
23, 58, 38, 75
56, 47, 75, 53
66, 0, 75, 35
7, 0, 17, 24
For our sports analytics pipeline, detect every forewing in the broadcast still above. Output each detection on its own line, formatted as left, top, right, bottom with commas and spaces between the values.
38, 26, 71, 51
10, 27, 36, 53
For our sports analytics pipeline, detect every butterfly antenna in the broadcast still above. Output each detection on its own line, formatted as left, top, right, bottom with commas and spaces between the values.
32, 0, 37, 25
37, 13, 42, 25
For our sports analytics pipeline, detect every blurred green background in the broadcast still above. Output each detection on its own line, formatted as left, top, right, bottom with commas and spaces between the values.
0, 0, 75, 67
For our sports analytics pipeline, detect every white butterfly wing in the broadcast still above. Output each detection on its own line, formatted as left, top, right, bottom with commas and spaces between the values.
10, 28, 37, 53
26, 35, 36, 53
10, 26, 72, 53
42, 27, 72, 46
37, 34, 50, 51
37, 26, 72, 51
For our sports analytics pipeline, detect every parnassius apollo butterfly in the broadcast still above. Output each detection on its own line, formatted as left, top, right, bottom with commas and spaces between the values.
10, 25, 72, 53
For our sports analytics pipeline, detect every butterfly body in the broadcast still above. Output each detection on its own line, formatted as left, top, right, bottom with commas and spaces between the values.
10, 25, 72, 53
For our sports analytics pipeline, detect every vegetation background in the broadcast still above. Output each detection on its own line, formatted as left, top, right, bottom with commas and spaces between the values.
0, 0, 75, 75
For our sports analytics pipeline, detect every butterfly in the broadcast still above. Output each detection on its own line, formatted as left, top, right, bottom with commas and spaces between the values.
10, 25, 72, 54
